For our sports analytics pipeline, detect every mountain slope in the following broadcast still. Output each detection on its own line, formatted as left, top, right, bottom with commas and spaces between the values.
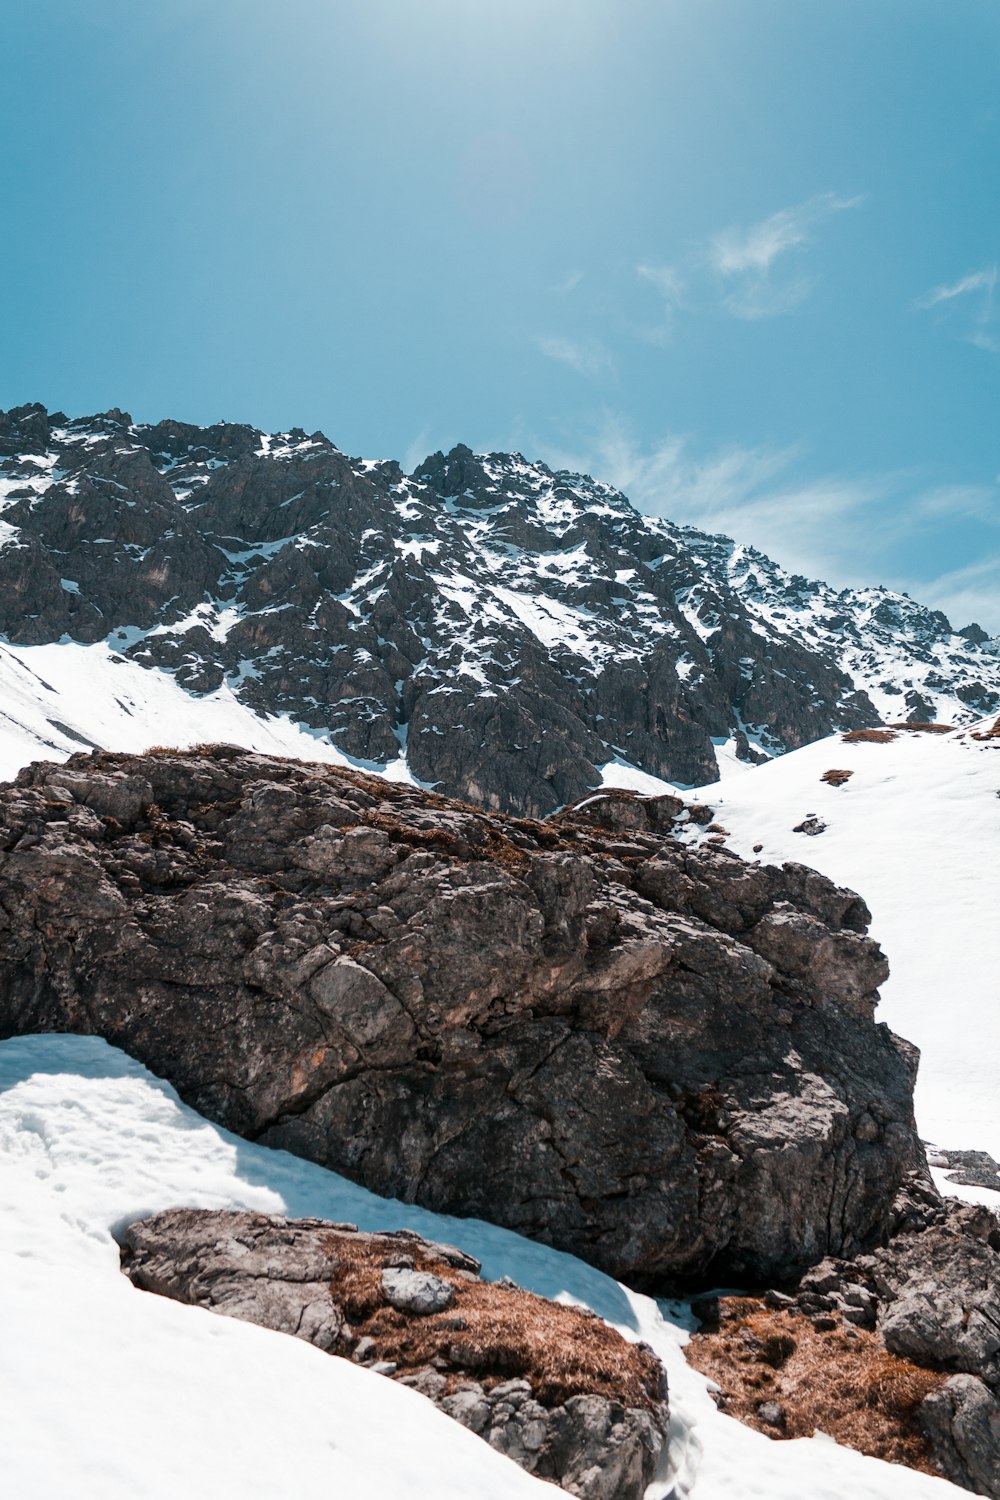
2, 401, 998, 815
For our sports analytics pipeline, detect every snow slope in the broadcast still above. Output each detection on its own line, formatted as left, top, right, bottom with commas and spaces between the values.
684, 722, 1000, 1160
0, 638, 420, 787
4, 402, 1000, 812
0, 1034, 960, 1500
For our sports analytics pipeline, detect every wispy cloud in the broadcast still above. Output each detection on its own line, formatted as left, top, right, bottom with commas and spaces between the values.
538, 411, 885, 583
634, 191, 864, 328
554, 269, 584, 295
402, 426, 434, 473
635, 263, 687, 343
919, 554, 1000, 634
915, 265, 999, 352
913, 483, 1000, 524
707, 192, 864, 319
537, 335, 615, 379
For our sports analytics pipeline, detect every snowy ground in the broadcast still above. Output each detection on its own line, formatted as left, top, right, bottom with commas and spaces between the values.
684, 722, 1000, 1162
0, 1035, 961, 1500
0, 638, 420, 787
0, 646, 996, 1494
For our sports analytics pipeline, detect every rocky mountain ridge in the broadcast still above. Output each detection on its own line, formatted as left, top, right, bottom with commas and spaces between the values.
1, 401, 999, 816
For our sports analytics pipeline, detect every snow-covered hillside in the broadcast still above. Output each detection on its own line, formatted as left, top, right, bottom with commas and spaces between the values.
3, 402, 1000, 815
0, 637, 419, 787
0, 1033, 961, 1500
683, 720, 1000, 1162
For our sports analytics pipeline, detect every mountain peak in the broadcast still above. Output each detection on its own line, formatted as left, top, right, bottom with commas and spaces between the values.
1, 404, 999, 815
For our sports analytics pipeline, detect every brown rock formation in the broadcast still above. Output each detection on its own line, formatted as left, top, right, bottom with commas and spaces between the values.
0, 746, 922, 1286
121, 1209, 668, 1500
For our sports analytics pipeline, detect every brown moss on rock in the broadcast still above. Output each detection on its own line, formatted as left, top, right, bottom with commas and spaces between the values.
687, 1296, 943, 1475
842, 728, 898, 744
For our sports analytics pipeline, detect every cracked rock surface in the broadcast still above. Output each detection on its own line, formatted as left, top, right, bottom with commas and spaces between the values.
120, 1208, 668, 1500
0, 746, 922, 1285
770, 1193, 1000, 1495
2, 403, 999, 817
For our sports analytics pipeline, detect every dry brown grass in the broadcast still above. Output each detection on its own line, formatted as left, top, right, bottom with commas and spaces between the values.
887, 722, 954, 734
687, 1297, 943, 1475
820, 768, 854, 787
972, 715, 1000, 741
325, 1233, 662, 1409
841, 729, 898, 744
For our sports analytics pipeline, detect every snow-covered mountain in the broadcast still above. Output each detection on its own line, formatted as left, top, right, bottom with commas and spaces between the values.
2, 401, 998, 815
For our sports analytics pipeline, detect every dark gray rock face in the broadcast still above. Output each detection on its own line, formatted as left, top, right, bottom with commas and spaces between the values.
921, 1376, 1000, 1496
0, 747, 923, 1287
873, 1205, 1000, 1390
2, 404, 999, 816
121, 1208, 668, 1500
779, 1197, 1000, 1496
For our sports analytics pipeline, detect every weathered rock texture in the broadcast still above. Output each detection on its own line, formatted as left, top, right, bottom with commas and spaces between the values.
2, 402, 999, 816
742, 1195, 1000, 1495
121, 1209, 668, 1500
0, 746, 923, 1285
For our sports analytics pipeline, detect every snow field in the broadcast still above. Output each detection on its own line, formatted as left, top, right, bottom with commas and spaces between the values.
0, 1035, 962, 1500
0, 638, 422, 788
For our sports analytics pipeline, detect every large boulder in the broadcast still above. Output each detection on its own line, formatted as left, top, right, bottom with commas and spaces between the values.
0, 747, 922, 1285
121, 1209, 668, 1500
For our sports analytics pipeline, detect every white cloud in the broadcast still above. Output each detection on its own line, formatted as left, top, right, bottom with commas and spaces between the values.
919, 554, 1000, 633
534, 412, 1000, 632
536, 335, 615, 379
538, 412, 884, 583
635, 192, 864, 327
915, 264, 999, 352
917, 267, 997, 308
709, 193, 861, 275
913, 484, 999, 524
634, 263, 688, 343
707, 192, 864, 320
402, 427, 434, 473
554, 270, 584, 295
636, 262, 686, 309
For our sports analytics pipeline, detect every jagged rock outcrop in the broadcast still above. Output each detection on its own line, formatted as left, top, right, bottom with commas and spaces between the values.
2, 403, 1000, 816
921, 1376, 1000, 1496
749, 1196, 1000, 1495
0, 746, 924, 1286
120, 1209, 668, 1500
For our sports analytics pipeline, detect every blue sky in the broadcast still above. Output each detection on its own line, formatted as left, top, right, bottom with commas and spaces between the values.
2, 1, 999, 628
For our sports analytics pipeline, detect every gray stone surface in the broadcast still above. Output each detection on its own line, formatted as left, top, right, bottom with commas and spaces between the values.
873, 1206, 1000, 1391
381, 1267, 455, 1315
920, 1375, 1000, 1498
0, 745, 924, 1286
121, 1209, 668, 1500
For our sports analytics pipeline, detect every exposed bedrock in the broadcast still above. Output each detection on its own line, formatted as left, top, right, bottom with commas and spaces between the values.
767, 1194, 1000, 1496
0, 748, 923, 1286
120, 1209, 669, 1500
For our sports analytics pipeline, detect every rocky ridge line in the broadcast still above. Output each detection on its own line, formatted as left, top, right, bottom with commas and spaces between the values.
1, 402, 999, 816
